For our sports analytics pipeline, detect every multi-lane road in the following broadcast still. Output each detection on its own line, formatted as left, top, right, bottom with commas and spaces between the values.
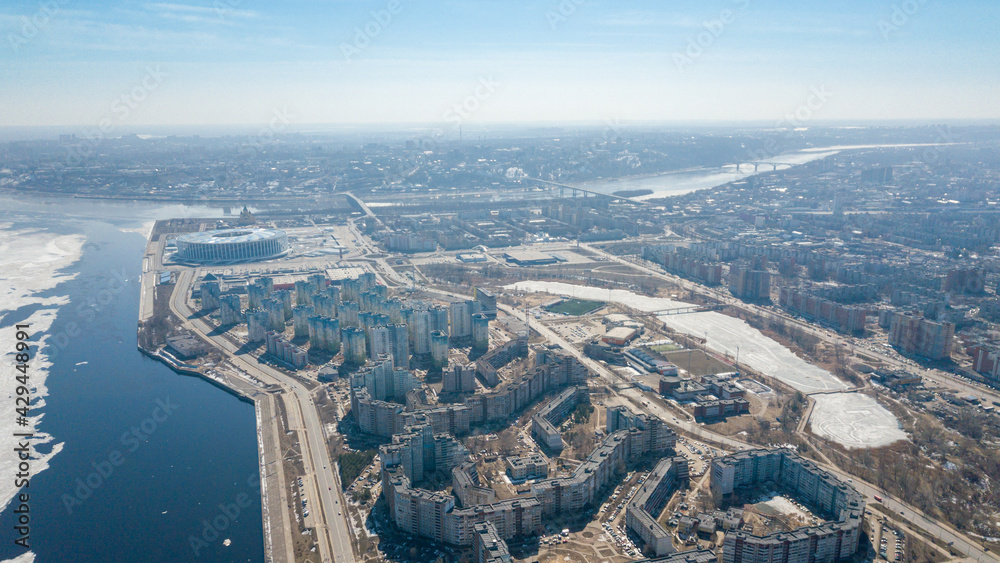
578, 242, 1000, 406
418, 278, 997, 562
160, 218, 998, 563
169, 269, 355, 563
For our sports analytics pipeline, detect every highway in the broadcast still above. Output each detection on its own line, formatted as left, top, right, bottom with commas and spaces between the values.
214, 208, 993, 562
170, 269, 356, 563
526, 177, 649, 205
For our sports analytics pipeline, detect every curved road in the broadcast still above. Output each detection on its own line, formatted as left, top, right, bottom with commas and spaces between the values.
170, 269, 356, 563
341, 221, 997, 562
418, 282, 996, 562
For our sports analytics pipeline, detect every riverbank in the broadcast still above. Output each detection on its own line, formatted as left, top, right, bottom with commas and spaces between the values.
577, 149, 840, 201
0, 197, 266, 562
136, 346, 255, 405
136, 228, 287, 562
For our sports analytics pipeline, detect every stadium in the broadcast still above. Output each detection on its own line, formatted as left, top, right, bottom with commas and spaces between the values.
174, 228, 289, 263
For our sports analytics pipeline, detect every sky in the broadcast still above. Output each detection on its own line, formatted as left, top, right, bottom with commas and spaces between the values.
1, 0, 998, 130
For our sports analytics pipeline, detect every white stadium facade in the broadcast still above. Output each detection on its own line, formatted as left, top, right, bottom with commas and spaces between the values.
175, 228, 289, 263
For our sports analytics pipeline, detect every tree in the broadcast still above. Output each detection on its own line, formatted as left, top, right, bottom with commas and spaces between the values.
571, 400, 595, 425
498, 429, 519, 455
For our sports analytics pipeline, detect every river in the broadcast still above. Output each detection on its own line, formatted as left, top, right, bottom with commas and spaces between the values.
0, 196, 264, 562
577, 149, 840, 200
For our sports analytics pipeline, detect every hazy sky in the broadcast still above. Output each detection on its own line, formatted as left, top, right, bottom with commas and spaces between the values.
2, 0, 997, 129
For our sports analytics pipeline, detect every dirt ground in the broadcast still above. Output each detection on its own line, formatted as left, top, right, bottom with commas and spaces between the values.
702, 393, 774, 436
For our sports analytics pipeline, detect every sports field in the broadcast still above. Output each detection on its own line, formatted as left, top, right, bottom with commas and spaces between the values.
545, 298, 604, 316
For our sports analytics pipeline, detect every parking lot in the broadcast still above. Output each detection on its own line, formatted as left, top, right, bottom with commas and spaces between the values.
675, 436, 725, 478
876, 521, 906, 561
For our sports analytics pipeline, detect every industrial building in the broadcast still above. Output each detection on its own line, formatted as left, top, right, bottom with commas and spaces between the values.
603, 326, 639, 346
503, 250, 559, 266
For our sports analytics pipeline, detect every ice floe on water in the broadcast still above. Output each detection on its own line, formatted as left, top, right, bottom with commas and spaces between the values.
505, 280, 848, 393
0, 226, 85, 514
118, 220, 155, 240
809, 393, 908, 449
3, 551, 35, 563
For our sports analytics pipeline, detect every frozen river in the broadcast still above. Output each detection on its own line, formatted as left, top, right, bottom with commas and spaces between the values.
505, 281, 908, 450
506, 281, 849, 394
810, 393, 908, 449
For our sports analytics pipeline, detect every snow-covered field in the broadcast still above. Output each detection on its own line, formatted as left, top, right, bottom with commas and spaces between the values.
0, 225, 84, 516
758, 495, 811, 519
809, 393, 908, 449
505, 280, 848, 393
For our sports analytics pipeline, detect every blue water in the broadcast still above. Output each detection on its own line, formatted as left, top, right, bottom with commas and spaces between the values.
0, 198, 264, 562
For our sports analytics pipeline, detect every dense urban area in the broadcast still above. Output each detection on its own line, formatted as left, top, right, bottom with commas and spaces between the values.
7, 125, 1000, 563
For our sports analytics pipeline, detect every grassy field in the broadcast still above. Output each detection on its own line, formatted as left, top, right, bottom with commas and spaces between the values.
337, 450, 376, 489
545, 298, 604, 316
649, 343, 681, 353
663, 349, 733, 376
